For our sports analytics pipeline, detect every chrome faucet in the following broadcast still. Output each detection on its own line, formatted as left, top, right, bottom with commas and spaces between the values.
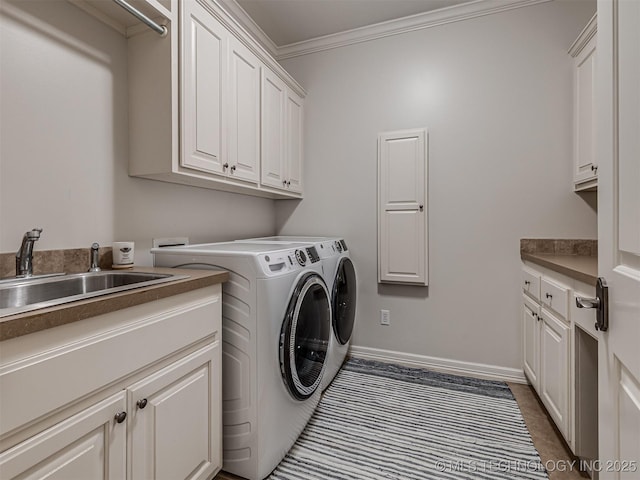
15, 228, 43, 277
89, 243, 102, 272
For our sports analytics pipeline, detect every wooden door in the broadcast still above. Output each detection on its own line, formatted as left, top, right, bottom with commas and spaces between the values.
228, 36, 260, 184
378, 128, 428, 285
181, 0, 226, 175
597, 1, 640, 477
128, 343, 221, 480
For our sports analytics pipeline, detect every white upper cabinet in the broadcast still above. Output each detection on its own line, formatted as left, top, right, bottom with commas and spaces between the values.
378, 128, 428, 285
569, 14, 597, 191
261, 69, 287, 190
285, 89, 304, 193
227, 35, 261, 184
260, 70, 304, 193
181, 0, 227, 175
121, 0, 305, 199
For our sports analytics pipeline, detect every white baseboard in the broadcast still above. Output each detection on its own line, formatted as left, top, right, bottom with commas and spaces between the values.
348, 345, 527, 384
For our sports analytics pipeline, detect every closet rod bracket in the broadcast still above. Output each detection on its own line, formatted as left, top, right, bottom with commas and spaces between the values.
112, 0, 168, 36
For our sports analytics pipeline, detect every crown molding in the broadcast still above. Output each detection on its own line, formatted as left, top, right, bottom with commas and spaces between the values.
275, 0, 553, 60
568, 12, 596, 57
216, 0, 279, 57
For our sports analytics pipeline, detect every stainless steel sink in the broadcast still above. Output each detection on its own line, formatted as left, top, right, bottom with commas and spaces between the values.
0, 271, 188, 318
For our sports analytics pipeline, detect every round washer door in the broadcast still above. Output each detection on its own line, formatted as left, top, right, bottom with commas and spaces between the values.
280, 273, 331, 400
332, 257, 357, 345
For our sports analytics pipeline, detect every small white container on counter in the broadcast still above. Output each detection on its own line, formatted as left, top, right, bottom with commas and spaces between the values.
112, 242, 135, 268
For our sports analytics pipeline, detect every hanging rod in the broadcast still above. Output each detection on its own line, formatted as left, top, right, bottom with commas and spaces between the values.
112, 0, 168, 36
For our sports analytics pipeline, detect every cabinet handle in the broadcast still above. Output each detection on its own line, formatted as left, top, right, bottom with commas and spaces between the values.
223, 163, 229, 170
546, 293, 552, 299
114, 411, 127, 424
230, 165, 236, 173
282, 180, 287, 186
286, 181, 291, 187
137, 398, 148, 409
524, 280, 531, 286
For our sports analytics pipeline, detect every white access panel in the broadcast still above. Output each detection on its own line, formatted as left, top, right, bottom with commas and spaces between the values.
377, 128, 428, 285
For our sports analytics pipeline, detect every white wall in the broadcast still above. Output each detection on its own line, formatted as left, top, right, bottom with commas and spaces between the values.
0, 0, 275, 264
277, 0, 598, 371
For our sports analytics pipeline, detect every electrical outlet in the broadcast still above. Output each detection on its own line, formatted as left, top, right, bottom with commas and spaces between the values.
380, 309, 390, 325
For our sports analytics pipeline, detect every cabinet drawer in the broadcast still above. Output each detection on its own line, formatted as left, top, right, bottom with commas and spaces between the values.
522, 268, 541, 301
541, 277, 569, 320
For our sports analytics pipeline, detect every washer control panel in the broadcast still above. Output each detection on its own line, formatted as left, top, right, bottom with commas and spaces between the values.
258, 246, 318, 276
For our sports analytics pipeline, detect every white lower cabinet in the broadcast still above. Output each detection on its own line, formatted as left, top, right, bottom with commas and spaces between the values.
539, 308, 570, 439
521, 267, 572, 447
522, 295, 541, 391
0, 286, 222, 480
0, 392, 127, 480
128, 343, 220, 480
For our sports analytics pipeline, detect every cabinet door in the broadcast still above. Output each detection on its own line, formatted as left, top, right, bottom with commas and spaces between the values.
181, 0, 226, 175
522, 297, 540, 390
228, 36, 260, 184
0, 392, 126, 480
539, 309, 570, 440
378, 128, 428, 285
285, 89, 304, 193
128, 342, 221, 480
261, 69, 286, 190
573, 34, 597, 189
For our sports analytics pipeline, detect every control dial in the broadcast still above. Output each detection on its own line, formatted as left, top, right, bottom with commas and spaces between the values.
295, 249, 307, 266
335, 241, 343, 253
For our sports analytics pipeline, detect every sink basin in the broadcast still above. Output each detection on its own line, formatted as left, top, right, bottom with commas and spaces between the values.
0, 271, 188, 318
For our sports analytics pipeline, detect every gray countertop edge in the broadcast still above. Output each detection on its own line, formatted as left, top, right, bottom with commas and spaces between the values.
521, 253, 598, 286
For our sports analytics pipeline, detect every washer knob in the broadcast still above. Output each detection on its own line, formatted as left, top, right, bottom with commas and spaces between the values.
295, 249, 307, 266
335, 241, 343, 252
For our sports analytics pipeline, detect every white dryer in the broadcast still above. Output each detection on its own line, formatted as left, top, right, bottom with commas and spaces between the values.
235, 236, 357, 391
152, 242, 331, 480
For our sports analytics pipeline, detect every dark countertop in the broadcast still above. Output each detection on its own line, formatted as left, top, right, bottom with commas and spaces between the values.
521, 253, 597, 285
0, 267, 228, 341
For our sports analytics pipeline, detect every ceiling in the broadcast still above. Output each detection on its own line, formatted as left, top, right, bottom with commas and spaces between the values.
235, 0, 476, 47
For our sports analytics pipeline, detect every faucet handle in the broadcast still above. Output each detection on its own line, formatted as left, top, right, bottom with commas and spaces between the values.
27, 228, 43, 240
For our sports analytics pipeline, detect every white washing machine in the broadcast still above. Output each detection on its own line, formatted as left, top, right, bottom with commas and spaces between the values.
235, 236, 357, 391
151, 241, 331, 480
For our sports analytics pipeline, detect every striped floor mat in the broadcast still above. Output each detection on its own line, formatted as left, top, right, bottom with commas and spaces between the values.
268, 358, 547, 479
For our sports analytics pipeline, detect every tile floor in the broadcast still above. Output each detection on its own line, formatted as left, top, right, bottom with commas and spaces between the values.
509, 382, 589, 480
